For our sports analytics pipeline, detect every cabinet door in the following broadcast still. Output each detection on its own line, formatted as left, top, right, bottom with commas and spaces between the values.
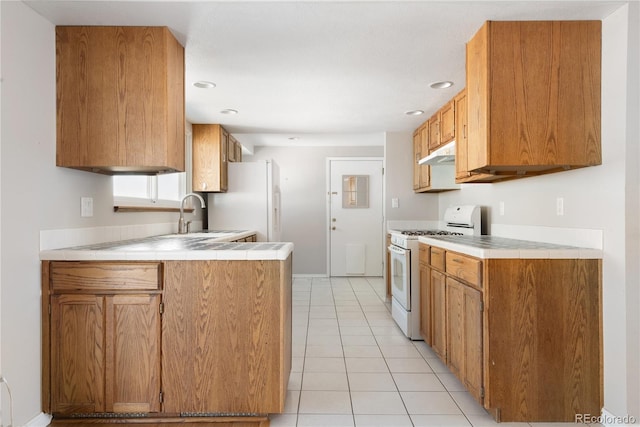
419, 264, 432, 344
106, 295, 161, 413
446, 278, 483, 403
50, 295, 105, 414
454, 90, 469, 181
419, 125, 431, 189
431, 270, 447, 362
446, 278, 464, 379
440, 100, 455, 145
412, 129, 421, 190
466, 22, 489, 172
462, 284, 483, 403
192, 124, 228, 192
428, 113, 440, 151
221, 128, 229, 191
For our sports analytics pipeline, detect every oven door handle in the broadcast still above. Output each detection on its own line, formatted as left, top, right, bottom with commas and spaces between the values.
388, 245, 408, 256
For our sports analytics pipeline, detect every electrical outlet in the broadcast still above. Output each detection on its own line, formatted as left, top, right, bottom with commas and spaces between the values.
81, 197, 94, 217
556, 197, 564, 216
391, 198, 399, 208
499, 201, 505, 216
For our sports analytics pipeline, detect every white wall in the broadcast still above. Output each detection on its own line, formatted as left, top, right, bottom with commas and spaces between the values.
384, 132, 439, 222
246, 144, 383, 275
0, 3, 199, 424
439, 4, 639, 418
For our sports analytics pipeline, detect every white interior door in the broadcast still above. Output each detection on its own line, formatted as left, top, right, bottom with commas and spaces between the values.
328, 158, 383, 276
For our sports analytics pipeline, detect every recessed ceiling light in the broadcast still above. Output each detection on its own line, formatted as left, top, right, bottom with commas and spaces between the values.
220, 109, 238, 115
405, 110, 424, 116
288, 137, 300, 141
193, 81, 216, 89
430, 81, 454, 89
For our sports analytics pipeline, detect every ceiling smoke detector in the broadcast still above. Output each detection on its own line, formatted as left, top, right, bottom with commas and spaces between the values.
405, 110, 424, 116
220, 109, 238, 115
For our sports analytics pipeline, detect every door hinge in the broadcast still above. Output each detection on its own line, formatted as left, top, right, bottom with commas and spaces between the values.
159, 391, 164, 403
382, 167, 385, 175
480, 386, 485, 399
159, 302, 164, 314
480, 301, 484, 312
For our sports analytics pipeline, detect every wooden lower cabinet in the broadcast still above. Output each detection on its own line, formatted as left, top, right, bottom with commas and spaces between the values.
430, 269, 447, 361
43, 257, 293, 425
445, 278, 483, 403
418, 245, 602, 422
162, 259, 291, 414
47, 276, 161, 415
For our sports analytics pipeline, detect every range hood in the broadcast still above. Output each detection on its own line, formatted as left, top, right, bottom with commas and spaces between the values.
418, 141, 456, 165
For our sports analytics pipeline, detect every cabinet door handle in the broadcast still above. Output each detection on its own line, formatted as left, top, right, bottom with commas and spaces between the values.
463, 125, 467, 139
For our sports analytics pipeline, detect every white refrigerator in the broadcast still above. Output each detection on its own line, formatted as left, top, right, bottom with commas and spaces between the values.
207, 160, 281, 242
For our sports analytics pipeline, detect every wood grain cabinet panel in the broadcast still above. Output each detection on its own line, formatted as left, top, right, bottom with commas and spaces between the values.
419, 244, 431, 344
49, 293, 161, 415
50, 294, 105, 414
439, 100, 455, 146
465, 21, 601, 181
56, 26, 185, 175
50, 262, 161, 291
484, 258, 602, 421
446, 252, 482, 288
412, 128, 422, 191
446, 278, 483, 403
192, 124, 229, 192
162, 258, 292, 414
107, 294, 161, 413
428, 112, 441, 152
420, 246, 601, 422
430, 269, 447, 362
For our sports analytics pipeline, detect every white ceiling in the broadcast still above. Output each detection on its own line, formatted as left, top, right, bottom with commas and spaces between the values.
26, 0, 624, 148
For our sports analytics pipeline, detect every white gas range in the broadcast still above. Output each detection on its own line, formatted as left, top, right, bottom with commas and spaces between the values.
388, 205, 481, 340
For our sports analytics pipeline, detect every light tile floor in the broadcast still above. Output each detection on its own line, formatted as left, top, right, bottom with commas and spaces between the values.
270, 277, 602, 427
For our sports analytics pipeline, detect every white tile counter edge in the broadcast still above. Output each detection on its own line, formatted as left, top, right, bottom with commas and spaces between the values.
40, 242, 294, 261
418, 236, 603, 259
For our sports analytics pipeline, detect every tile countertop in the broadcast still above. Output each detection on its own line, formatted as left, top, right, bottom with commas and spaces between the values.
418, 235, 603, 259
39, 230, 294, 261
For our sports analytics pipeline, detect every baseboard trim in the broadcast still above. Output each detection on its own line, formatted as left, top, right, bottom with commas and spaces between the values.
25, 412, 52, 427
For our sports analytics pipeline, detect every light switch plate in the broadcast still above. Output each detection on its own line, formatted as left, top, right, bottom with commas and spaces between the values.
81, 197, 93, 217
391, 198, 399, 208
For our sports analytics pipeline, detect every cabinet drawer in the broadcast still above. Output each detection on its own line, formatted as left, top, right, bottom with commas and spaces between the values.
50, 262, 161, 292
445, 253, 482, 288
430, 247, 446, 271
419, 244, 429, 265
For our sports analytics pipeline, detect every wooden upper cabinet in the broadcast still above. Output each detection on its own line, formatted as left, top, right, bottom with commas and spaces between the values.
466, 21, 601, 179
428, 112, 440, 152
412, 128, 422, 190
192, 124, 229, 192
56, 26, 185, 175
439, 100, 455, 146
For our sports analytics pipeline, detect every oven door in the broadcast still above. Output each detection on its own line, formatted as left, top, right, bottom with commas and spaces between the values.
388, 244, 410, 310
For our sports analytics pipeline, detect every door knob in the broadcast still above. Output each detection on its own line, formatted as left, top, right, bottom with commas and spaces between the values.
332, 218, 337, 222
331, 226, 336, 230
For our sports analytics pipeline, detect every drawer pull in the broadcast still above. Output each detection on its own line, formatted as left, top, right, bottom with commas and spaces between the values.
451, 258, 464, 263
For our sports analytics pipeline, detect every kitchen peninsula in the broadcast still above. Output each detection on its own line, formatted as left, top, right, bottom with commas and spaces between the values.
40, 232, 293, 426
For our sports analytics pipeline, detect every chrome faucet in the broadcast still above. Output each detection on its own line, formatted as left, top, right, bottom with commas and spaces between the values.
178, 193, 206, 234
